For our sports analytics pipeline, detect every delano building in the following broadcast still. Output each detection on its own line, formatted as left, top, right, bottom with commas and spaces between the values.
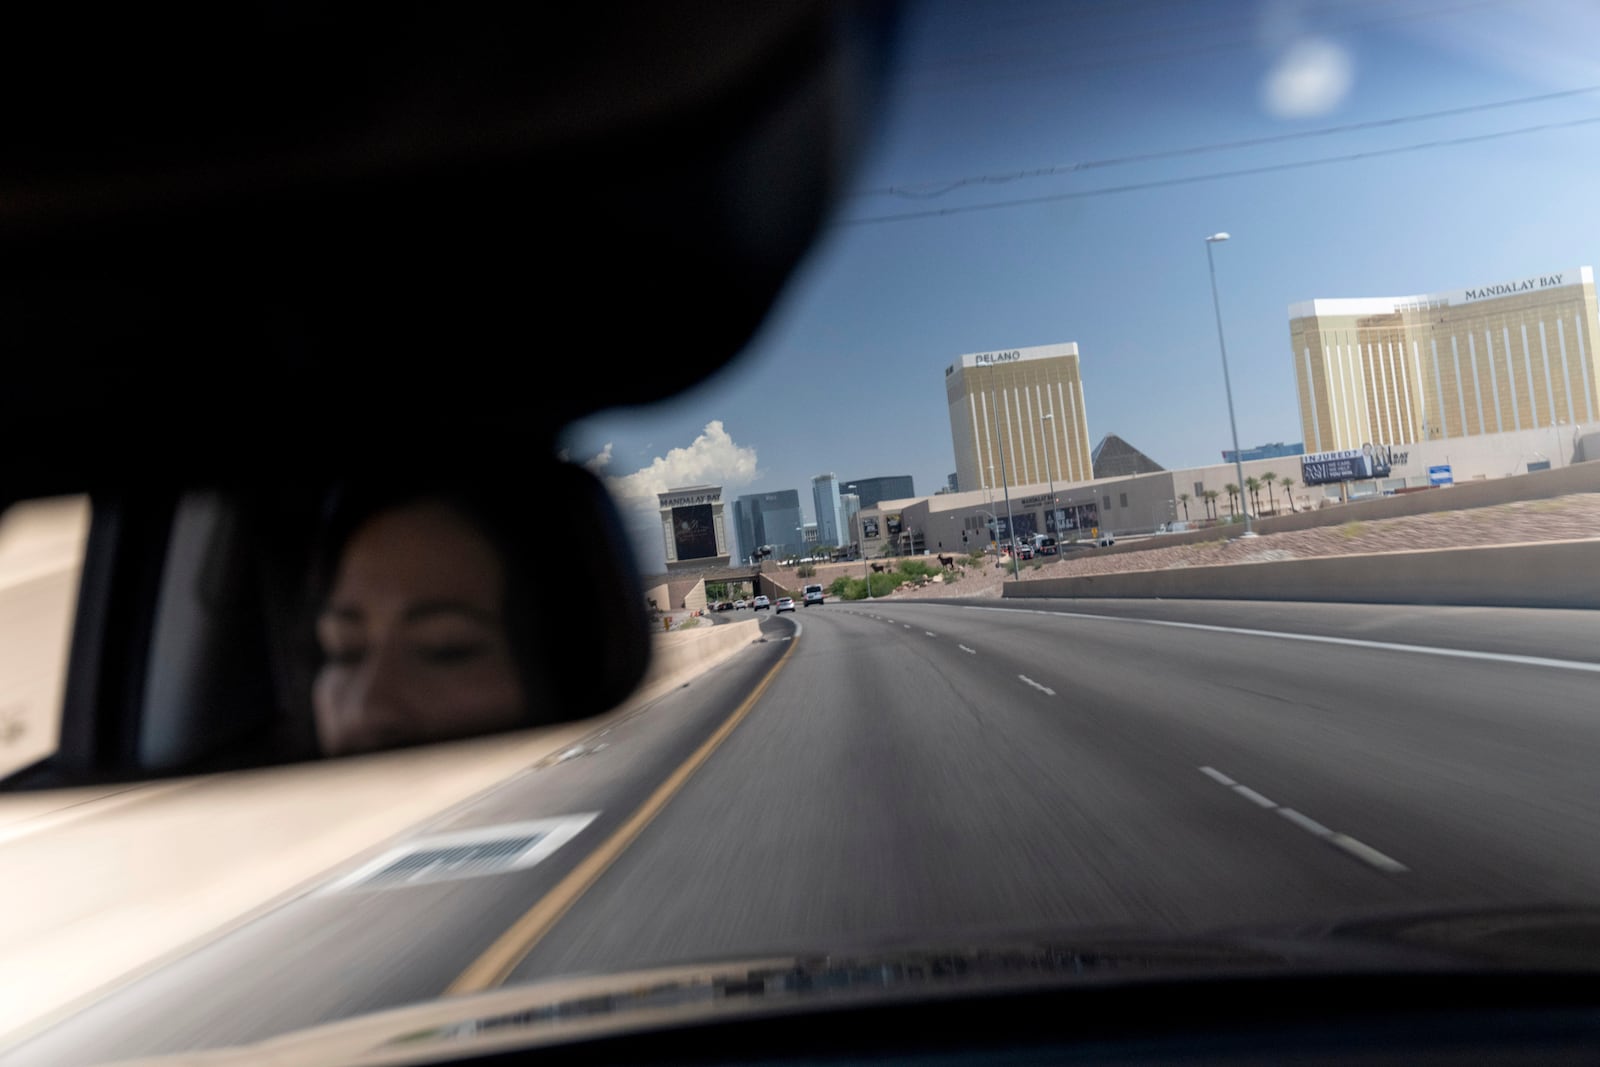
945, 342, 1093, 492
1289, 266, 1600, 452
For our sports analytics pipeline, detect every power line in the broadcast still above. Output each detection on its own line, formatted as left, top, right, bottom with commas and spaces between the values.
839, 113, 1600, 226
860, 84, 1600, 199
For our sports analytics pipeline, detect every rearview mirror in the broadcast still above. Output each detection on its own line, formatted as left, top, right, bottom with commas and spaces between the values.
0, 461, 650, 791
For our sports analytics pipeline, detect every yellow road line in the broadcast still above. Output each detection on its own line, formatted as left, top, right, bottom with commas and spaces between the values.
444, 634, 799, 995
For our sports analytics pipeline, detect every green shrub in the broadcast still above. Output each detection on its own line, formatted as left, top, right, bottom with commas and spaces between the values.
796, 563, 816, 578
829, 576, 851, 597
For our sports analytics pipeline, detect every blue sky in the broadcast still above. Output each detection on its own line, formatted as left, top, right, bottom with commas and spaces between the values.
562, 0, 1600, 568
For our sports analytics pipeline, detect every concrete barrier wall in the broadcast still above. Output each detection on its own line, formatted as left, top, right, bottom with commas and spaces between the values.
1087, 461, 1600, 560
1007, 539, 1600, 609
632, 617, 764, 704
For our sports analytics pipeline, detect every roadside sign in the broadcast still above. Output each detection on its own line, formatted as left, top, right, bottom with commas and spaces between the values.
1428, 464, 1453, 486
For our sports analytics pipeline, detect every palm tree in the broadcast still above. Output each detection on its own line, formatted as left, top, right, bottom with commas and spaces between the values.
1203, 489, 1219, 520
1262, 472, 1278, 515
1223, 483, 1239, 517
1178, 492, 1191, 521
1279, 476, 1296, 513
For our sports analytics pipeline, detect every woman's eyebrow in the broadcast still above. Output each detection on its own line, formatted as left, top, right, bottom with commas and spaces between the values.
401, 600, 501, 625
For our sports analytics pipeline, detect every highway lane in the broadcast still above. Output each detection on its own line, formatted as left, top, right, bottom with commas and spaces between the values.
947, 596, 1600, 665
508, 598, 1600, 980
10, 597, 1600, 1062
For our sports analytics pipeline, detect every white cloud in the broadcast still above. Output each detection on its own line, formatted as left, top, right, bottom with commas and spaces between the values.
583, 442, 614, 473
1262, 38, 1352, 118
603, 421, 759, 505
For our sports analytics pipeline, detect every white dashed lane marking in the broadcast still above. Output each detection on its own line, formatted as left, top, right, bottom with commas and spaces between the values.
958, 645, 977, 655
1018, 675, 1056, 696
1198, 766, 1408, 874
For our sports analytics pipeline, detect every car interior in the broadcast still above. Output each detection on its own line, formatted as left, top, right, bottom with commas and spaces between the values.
3, 3, 1599, 1064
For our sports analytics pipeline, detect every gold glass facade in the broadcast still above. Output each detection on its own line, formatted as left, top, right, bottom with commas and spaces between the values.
1290, 267, 1600, 451
945, 342, 1093, 491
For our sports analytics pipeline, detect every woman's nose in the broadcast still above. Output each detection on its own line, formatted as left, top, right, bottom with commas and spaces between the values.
344, 648, 415, 750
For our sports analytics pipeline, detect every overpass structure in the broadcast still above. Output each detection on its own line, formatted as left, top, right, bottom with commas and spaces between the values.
641, 562, 802, 613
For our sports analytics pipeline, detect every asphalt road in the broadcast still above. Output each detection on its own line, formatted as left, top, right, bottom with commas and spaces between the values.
10, 598, 1600, 1063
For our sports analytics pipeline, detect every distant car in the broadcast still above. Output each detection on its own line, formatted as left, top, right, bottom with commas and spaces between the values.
753, 595, 771, 610
1014, 542, 1034, 560
803, 583, 825, 605
734, 599, 746, 610
716, 601, 734, 612
776, 596, 796, 613
1094, 533, 1116, 547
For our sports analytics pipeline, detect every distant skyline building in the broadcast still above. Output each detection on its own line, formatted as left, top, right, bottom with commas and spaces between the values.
945, 342, 1092, 492
947, 472, 959, 493
1222, 441, 1304, 463
811, 472, 844, 547
730, 489, 802, 562
843, 475, 915, 509
840, 492, 861, 544
1289, 266, 1600, 452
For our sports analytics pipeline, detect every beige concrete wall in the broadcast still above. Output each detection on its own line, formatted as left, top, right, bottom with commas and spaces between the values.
1007, 538, 1600, 609
634, 617, 762, 703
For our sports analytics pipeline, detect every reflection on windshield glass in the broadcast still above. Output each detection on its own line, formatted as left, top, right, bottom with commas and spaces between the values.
312, 496, 528, 757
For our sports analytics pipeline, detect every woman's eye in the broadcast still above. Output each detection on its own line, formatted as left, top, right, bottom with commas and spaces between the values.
418, 642, 490, 665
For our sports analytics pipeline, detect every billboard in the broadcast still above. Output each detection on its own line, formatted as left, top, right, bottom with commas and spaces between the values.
885, 513, 903, 537
862, 516, 880, 538
671, 504, 718, 561
1301, 445, 1395, 487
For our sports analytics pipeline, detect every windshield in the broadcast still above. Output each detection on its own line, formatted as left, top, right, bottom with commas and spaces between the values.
10, 2, 1600, 1064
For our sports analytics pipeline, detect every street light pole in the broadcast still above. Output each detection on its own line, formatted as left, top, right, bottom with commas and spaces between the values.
987, 365, 1021, 578
847, 483, 871, 600
1205, 232, 1256, 538
1040, 409, 1058, 538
